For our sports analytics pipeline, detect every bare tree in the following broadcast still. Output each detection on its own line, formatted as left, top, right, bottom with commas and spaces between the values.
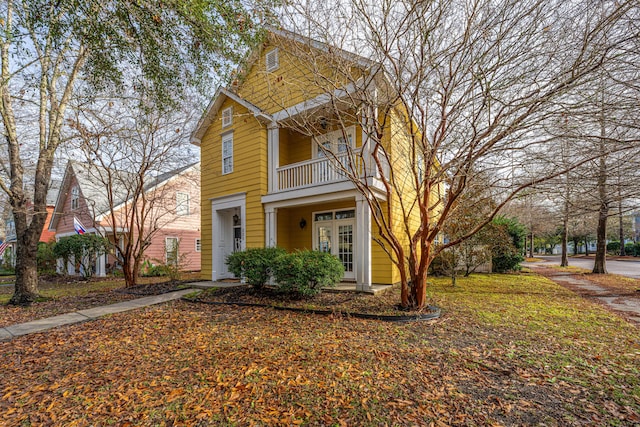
68, 98, 199, 287
267, 0, 639, 309
0, 0, 265, 304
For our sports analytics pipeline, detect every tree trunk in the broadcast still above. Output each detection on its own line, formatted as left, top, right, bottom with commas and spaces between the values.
593, 202, 608, 273
529, 232, 534, 258
584, 237, 590, 256
561, 190, 569, 267
9, 233, 40, 305
593, 114, 608, 274
619, 201, 626, 256
9, 206, 47, 305
561, 222, 569, 267
122, 255, 140, 288
572, 237, 579, 255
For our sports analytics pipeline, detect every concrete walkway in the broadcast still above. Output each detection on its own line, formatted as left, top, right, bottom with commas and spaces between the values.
0, 288, 197, 341
526, 264, 640, 325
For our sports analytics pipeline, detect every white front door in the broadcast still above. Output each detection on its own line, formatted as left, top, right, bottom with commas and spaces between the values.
217, 211, 233, 278
211, 194, 247, 282
314, 209, 355, 280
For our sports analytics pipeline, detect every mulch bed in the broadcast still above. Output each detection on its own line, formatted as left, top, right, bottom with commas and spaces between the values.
186, 285, 440, 321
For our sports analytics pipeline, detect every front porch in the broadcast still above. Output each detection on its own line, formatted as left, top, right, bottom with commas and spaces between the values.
262, 193, 381, 292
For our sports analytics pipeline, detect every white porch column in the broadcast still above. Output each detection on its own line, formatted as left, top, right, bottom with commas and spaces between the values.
356, 195, 372, 291
96, 252, 106, 277
265, 206, 277, 247
267, 122, 280, 193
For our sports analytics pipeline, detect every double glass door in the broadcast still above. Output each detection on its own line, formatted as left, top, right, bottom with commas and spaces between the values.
314, 210, 355, 280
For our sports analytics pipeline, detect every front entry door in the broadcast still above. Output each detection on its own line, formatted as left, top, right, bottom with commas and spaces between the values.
314, 210, 355, 280
218, 209, 243, 279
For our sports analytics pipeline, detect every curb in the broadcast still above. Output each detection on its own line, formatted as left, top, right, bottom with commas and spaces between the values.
181, 297, 441, 322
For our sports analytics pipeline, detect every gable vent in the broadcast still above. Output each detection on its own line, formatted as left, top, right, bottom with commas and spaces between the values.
222, 107, 232, 128
266, 48, 279, 72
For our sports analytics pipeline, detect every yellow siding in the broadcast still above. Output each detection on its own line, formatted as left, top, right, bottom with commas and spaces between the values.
239, 39, 349, 115
200, 98, 268, 279
199, 32, 439, 285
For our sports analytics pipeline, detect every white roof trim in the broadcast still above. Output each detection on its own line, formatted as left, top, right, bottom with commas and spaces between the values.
190, 88, 272, 145
272, 82, 358, 122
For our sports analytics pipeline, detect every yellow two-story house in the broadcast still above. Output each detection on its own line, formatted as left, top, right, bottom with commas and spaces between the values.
192, 28, 429, 291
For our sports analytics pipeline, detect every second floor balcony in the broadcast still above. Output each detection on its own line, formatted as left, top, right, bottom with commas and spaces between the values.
276, 149, 365, 192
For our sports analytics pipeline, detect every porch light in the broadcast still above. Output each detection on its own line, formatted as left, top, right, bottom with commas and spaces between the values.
299, 218, 307, 229
233, 214, 239, 226
319, 117, 327, 130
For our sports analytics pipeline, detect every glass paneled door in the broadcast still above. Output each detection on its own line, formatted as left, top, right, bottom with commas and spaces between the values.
314, 210, 355, 280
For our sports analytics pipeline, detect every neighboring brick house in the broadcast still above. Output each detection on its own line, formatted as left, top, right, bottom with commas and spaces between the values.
49, 161, 201, 276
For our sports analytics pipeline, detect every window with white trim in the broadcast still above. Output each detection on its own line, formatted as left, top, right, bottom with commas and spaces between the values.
176, 192, 190, 216
222, 133, 233, 175
222, 107, 233, 128
71, 186, 80, 210
195, 238, 201, 252
166, 237, 179, 265
265, 48, 279, 72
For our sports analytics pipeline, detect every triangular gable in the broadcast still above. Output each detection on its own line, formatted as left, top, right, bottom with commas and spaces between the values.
190, 87, 272, 146
49, 161, 136, 231
48, 162, 74, 231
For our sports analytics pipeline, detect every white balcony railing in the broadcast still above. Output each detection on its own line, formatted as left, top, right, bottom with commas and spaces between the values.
276, 151, 366, 192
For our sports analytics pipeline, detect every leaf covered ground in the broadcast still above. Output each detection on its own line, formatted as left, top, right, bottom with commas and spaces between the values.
1, 273, 639, 426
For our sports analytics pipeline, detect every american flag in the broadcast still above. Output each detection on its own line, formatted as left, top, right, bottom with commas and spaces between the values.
0, 241, 9, 257
74, 217, 87, 235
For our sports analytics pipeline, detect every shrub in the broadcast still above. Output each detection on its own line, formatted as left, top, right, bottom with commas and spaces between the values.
37, 241, 57, 275
429, 250, 457, 276
226, 247, 286, 288
53, 234, 110, 278
489, 217, 525, 273
624, 242, 636, 256
272, 250, 344, 297
607, 241, 621, 254
142, 263, 169, 277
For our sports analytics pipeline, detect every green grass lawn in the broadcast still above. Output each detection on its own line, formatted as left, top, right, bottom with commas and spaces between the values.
1, 272, 638, 426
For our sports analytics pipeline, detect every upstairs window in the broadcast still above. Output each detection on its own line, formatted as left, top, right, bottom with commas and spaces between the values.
222, 133, 234, 175
222, 107, 233, 128
266, 48, 279, 72
71, 186, 80, 210
176, 192, 190, 216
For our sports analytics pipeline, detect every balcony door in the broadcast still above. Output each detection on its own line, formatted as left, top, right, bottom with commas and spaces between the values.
312, 126, 355, 184
313, 209, 355, 280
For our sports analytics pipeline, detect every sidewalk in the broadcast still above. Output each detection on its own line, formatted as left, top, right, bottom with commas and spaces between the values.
525, 263, 640, 325
0, 288, 198, 341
